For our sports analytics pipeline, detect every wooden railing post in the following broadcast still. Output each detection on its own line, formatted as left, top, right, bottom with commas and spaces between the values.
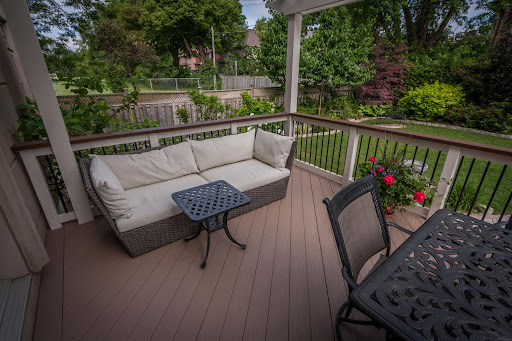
148, 133, 159, 148
428, 146, 462, 218
230, 122, 237, 135
20, 151, 62, 229
341, 127, 359, 188
284, 115, 294, 137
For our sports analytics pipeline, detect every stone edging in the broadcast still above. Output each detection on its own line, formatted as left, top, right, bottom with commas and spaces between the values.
353, 117, 512, 140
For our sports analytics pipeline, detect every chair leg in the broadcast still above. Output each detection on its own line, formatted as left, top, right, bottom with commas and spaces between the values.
335, 300, 377, 341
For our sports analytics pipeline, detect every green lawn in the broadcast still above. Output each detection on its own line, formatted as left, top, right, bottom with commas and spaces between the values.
295, 122, 512, 215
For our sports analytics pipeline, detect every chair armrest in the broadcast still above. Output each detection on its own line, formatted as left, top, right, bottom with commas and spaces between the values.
342, 267, 358, 290
387, 222, 413, 235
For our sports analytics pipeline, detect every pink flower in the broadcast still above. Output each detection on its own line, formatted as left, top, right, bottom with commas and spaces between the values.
383, 175, 395, 186
414, 192, 425, 203
376, 166, 385, 172
373, 171, 377, 176
368, 156, 376, 162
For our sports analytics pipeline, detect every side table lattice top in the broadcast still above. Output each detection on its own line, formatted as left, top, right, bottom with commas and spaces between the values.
172, 180, 251, 221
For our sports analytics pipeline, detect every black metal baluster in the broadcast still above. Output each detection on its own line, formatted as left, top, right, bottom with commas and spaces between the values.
498, 192, 512, 222
483, 165, 507, 220
123, 144, 128, 152
296, 122, 301, 161
468, 161, 491, 215
445, 156, 465, 208
45, 155, 68, 213
329, 130, 337, 172
411, 146, 419, 164
353, 135, 363, 179
383, 140, 388, 156
102, 147, 107, 155
313, 126, 320, 166
319, 129, 326, 169
420, 149, 430, 174
393, 141, 398, 156
305, 124, 311, 163
336, 131, 345, 174
454, 158, 476, 212
144, 141, 149, 149
373, 138, 380, 157
90, 148, 94, 155
364, 137, 372, 161
113, 145, 118, 153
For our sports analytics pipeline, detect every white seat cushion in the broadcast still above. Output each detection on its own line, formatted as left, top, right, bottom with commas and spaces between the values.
97, 141, 199, 190
199, 159, 290, 192
115, 174, 208, 232
90, 157, 134, 219
254, 129, 294, 169
190, 129, 255, 171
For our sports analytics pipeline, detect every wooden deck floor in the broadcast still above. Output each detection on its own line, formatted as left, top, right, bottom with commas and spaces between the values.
33, 167, 424, 341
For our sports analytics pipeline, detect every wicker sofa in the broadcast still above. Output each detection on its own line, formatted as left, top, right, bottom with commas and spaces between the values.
80, 129, 297, 257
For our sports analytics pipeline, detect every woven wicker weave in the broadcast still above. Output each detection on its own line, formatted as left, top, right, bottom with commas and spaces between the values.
79, 140, 297, 257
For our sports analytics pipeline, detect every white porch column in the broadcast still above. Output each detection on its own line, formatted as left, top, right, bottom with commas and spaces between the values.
284, 13, 302, 113
2, 0, 93, 224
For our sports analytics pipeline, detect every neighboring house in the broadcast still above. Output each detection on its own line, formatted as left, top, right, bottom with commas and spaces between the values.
179, 49, 220, 72
245, 29, 261, 47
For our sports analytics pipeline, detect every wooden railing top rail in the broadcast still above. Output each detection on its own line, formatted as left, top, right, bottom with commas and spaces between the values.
11, 112, 512, 157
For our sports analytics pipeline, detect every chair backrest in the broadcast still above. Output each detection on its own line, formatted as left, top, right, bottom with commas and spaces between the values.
323, 176, 390, 284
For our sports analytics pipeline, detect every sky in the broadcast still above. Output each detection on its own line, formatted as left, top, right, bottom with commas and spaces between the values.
241, 0, 271, 28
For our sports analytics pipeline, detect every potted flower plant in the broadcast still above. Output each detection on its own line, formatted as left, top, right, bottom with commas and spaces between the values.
359, 152, 433, 215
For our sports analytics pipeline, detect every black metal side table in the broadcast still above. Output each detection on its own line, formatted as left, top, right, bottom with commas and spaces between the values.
172, 180, 251, 268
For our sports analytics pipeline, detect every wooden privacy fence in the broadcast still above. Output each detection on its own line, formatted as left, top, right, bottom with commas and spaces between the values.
56, 87, 353, 126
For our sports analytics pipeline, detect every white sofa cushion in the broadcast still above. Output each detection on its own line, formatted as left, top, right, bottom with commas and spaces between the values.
254, 129, 294, 169
190, 129, 256, 171
200, 159, 290, 192
90, 157, 134, 219
96, 141, 199, 190
115, 174, 208, 232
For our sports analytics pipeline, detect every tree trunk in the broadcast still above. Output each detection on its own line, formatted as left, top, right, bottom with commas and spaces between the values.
402, 5, 418, 44
197, 42, 207, 64
318, 86, 323, 115
491, 2, 512, 44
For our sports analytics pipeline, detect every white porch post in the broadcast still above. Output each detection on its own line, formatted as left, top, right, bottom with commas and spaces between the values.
2, 0, 93, 224
284, 13, 302, 114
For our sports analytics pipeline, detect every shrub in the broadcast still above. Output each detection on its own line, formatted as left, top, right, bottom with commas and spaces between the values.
446, 182, 484, 213
446, 102, 512, 133
398, 82, 465, 121
297, 96, 320, 115
187, 89, 231, 121
357, 104, 392, 118
237, 91, 277, 117
324, 95, 358, 120
176, 108, 190, 124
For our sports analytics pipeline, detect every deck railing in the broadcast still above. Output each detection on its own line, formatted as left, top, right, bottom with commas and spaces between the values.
12, 113, 512, 230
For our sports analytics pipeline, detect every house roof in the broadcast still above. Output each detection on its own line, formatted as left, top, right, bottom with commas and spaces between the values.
245, 29, 260, 47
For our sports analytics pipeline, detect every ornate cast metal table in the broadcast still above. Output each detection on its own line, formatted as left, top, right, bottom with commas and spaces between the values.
351, 209, 512, 340
172, 180, 251, 269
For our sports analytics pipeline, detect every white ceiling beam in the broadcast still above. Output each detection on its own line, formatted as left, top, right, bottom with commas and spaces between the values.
266, 0, 363, 15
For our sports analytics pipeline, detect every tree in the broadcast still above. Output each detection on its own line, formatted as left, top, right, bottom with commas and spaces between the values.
92, 19, 158, 90
301, 8, 374, 113
257, 11, 290, 85
140, 0, 246, 66
356, 39, 408, 105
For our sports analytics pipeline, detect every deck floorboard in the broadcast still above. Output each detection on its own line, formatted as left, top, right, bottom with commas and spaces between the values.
34, 167, 424, 341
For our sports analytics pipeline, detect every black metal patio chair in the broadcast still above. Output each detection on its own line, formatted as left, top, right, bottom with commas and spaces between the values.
323, 175, 414, 341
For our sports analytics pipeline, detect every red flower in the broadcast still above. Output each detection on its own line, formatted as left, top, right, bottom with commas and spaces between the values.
376, 166, 385, 172
414, 192, 425, 203
368, 156, 376, 162
383, 175, 395, 186
373, 171, 377, 176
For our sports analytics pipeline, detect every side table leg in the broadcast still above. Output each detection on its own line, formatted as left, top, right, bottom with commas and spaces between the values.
185, 223, 202, 242
222, 211, 246, 249
202, 222, 211, 269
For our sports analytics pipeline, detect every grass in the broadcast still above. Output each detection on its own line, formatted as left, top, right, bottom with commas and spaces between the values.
295, 123, 512, 216
52, 81, 198, 96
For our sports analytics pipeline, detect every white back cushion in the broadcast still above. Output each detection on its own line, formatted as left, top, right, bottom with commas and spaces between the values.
97, 141, 198, 189
90, 157, 134, 219
190, 129, 255, 171
254, 129, 294, 168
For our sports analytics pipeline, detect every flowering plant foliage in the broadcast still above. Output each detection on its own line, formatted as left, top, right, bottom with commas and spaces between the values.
358, 151, 433, 212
